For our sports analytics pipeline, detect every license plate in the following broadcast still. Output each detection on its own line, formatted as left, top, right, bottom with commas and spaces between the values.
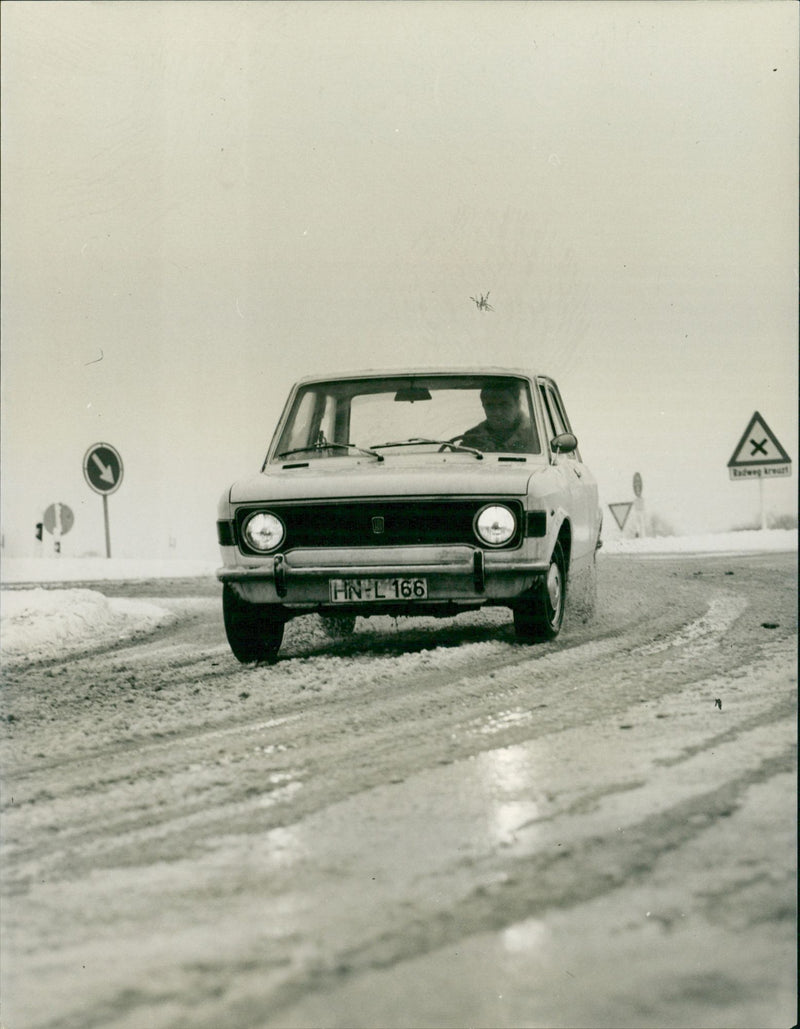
329, 577, 428, 603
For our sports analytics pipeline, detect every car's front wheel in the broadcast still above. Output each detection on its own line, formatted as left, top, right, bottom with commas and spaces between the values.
513, 541, 566, 643
222, 584, 285, 663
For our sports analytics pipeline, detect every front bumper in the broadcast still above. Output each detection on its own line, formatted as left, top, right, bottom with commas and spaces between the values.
217, 543, 550, 609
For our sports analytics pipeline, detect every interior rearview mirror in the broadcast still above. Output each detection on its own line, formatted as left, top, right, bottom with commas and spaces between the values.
394, 387, 432, 402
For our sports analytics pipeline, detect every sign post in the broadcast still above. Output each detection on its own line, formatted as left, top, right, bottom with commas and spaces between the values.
727, 413, 791, 530
632, 472, 645, 537
83, 443, 124, 557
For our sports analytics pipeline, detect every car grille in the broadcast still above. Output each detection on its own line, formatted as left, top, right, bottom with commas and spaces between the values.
229, 499, 532, 553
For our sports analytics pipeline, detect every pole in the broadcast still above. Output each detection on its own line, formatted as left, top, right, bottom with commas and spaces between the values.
759, 476, 767, 531
103, 493, 112, 557
634, 495, 646, 538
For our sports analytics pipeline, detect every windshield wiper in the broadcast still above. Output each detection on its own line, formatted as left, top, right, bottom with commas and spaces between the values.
277, 442, 384, 462
370, 438, 484, 459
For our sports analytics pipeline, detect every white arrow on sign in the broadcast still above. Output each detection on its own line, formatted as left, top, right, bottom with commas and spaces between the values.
83, 442, 123, 498
91, 452, 116, 484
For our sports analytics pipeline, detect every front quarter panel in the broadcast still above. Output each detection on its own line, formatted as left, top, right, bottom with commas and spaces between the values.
525, 465, 572, 561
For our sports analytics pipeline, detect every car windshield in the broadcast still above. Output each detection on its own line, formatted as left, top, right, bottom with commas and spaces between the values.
270, 375, 541, 461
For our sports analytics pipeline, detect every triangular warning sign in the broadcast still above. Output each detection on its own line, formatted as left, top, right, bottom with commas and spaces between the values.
608, 502, 633, 530
728, 412, 792, 467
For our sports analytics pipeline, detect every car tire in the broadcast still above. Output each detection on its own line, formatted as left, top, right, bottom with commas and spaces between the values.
513, 541, 566, 643
222, 584, 284, 663
319, 613, 357, 639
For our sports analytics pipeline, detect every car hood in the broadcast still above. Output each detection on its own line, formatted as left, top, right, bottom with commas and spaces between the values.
228, 458, 544, 503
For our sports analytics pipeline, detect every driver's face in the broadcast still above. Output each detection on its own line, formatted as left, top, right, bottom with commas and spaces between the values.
482, 391, 519, 432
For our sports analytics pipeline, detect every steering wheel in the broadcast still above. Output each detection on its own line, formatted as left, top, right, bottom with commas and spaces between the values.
438, 435, 466, 453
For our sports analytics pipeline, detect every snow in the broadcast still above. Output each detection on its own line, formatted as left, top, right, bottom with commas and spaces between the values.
0, 558, 218, 585
0, 589, 176, 667
601, 528, 797, 556
0, 532, 795, 667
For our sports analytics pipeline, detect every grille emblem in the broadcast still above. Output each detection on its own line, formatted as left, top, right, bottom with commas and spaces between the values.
371, 515, 385, 535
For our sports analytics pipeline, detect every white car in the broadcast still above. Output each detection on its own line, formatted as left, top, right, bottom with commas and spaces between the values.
217, 368, 602, 662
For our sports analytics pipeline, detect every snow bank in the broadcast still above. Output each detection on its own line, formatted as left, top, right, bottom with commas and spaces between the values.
602, 529, 796, 556
1, 532, 795, 587
1, 531, 794, 666
0, 588, 175, 666
0, 558, 218, 585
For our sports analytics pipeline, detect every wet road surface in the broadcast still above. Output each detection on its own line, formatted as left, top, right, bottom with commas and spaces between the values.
1, 552, 796, 1028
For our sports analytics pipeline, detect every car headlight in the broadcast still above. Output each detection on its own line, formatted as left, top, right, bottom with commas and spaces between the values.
474, 504, 516, 547
243, 511, 285, 552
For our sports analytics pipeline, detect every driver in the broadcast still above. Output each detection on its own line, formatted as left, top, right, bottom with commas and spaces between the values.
461, 383, 538, 454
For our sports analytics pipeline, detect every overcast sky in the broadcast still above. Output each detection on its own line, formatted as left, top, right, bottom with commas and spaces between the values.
2, 0, 797, 561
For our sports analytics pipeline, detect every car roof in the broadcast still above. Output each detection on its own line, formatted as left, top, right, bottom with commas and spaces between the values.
292, 367, 541, 386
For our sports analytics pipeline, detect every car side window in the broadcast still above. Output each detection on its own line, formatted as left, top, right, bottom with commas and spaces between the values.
538, 384, 558, 440
539, 383, 576, 459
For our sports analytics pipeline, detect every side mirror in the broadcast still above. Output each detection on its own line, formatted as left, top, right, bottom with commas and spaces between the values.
551, 433, 578, 455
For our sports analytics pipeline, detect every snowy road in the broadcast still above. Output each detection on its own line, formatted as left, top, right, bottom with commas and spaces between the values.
1, 550, 796, 1028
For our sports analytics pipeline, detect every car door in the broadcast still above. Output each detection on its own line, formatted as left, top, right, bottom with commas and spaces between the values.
537, 378, 598, 561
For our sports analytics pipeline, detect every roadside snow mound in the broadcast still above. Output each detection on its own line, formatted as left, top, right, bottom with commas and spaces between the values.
0, 558, 218, 585
602, 529, 796, 555
1, 589, 174, 666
